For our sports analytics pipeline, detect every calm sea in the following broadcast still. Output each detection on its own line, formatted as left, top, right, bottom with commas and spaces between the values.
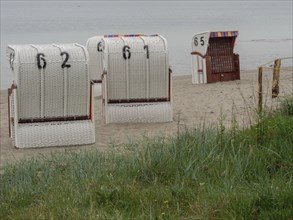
1, 1, 292, 89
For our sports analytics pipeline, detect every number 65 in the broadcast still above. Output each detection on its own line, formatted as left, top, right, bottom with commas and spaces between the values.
194, 36, 205, 46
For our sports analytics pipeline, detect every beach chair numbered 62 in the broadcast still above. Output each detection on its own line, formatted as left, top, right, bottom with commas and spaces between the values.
7, 44, 95, 148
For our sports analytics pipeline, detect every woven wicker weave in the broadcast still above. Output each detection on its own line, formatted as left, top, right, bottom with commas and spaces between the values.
7, 44, 95, 148
207, 37, 235, 74
101, 35, 172, 123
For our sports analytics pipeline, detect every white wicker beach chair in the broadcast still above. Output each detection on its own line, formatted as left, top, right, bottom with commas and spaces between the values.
100, 34, 172, 123
86, 35, 104, 97
86, 35, 104, 83
7, 44, 95, 148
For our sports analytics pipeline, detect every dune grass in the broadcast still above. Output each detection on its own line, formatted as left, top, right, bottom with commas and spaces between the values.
1, 98, 293, 219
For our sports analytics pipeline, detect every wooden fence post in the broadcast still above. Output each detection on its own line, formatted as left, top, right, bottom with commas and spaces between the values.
272, 59, 281, 98
258, 67, 263, 112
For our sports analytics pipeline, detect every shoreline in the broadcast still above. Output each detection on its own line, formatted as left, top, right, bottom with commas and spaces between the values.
1, 69, 292, 168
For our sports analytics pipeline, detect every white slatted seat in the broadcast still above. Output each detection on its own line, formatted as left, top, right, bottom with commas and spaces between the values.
7, 44, 95, 148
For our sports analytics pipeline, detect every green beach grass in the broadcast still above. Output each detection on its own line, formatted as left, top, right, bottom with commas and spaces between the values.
1, 98, 293, 219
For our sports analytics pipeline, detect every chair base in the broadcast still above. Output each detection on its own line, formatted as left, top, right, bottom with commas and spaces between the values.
105, 102, 173, 124
13, 120, 95, 148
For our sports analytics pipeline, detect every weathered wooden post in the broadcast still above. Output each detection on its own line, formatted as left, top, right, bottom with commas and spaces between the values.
258, 67, 263, 113
272, 59, 281, 98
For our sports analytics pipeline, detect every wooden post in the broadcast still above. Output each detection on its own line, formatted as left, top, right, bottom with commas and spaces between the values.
272, 59, 281, 98
258, 67, 263, 113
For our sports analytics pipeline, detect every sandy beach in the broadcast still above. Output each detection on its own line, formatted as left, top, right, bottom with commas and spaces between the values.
1, 68, 292, 168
